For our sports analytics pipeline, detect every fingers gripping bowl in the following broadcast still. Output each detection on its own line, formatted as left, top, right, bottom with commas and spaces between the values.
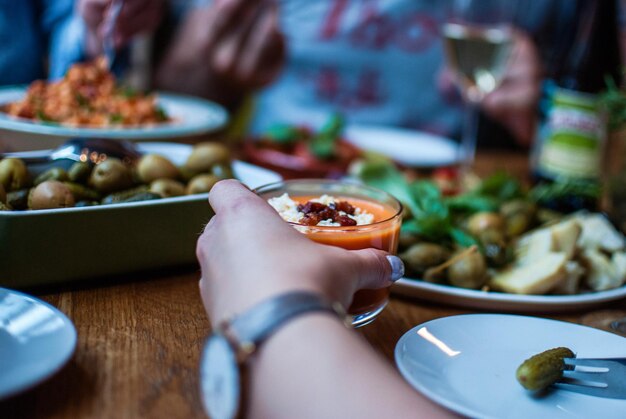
254, 179, 402, 327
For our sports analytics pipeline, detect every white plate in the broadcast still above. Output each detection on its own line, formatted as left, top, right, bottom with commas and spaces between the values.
395, 314, 626, 419
0, 288, 76, 399
0, 86, 228, 141
392, 278, 626, 312
344, 124, 459, 168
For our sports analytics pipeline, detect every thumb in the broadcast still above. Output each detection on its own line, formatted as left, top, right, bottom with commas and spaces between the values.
349, 248, 404, 290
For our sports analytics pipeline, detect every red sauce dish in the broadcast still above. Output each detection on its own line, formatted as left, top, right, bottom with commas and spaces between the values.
241, 132, 361, 180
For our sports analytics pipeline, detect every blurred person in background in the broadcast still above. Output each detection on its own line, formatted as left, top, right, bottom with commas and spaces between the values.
0, 0, 83, 84
153, 0, 540, 147
0, 0, 162, 85
74, 1, 621, 148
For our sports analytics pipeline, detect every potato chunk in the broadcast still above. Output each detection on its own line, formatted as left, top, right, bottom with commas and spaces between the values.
491, 252, 568, 294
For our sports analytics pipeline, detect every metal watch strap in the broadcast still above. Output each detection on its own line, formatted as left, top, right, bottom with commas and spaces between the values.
201, 291, 347, 419
223, 291, 348, 355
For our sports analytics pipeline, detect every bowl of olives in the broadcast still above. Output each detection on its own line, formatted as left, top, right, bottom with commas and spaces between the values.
0, 142, 281, 288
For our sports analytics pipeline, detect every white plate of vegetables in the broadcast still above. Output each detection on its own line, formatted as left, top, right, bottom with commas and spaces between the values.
354, 160, 626, 312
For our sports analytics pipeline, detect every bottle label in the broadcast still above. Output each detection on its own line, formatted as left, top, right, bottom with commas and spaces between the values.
535, 86, 605, 180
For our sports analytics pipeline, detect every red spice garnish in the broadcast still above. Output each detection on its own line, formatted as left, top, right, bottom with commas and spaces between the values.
297, 199, 357, 226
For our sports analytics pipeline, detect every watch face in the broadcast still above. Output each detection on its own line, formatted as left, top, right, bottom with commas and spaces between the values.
200, 334, 240, 419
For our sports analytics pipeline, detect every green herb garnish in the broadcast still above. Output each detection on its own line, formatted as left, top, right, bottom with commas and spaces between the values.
35, 110, 55, 123
446, 172, 524, 214
357, 158, 476, 247
155, 107, 168, 122
109, 113, 123, 124
264, 124, 301, 144
529, 180, 601, 204
309, 113, 345, 159
601, 75, 626, 131
119, 86, 138, 99
75, 93, 91, 109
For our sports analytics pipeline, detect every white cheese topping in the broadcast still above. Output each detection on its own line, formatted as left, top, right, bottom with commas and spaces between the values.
267, 193, 374, 226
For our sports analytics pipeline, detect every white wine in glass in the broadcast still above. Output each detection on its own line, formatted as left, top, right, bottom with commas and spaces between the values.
443, 22, 513, 102
442, 0, 516, 172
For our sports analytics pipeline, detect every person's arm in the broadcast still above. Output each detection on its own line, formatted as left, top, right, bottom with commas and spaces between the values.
77, 0, 164, 58
40, 0, 86, 79
153, 0, 285, 110
197, 180, 456, 418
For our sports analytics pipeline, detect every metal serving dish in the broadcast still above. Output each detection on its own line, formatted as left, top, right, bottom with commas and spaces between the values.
0, 143, 281, 288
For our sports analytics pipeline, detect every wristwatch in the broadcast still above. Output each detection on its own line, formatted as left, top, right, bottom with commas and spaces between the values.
199, 291, 349, 419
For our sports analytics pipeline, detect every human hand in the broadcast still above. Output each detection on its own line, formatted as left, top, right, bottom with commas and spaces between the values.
78, 0, 164, 54
176, 0, 285, 92
196, 180, 402, 324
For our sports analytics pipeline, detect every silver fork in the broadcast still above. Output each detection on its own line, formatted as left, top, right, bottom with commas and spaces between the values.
554, 358, 626, 399
102, 0, 124, 70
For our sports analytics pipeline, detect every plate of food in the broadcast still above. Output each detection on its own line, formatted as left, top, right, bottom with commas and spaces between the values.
353, 160, 626, 312
0, 59, 227, 149
0, 288, 77, 399
0, 141, 280, 288
241, 114, 361, 180
395, 314, 626, 419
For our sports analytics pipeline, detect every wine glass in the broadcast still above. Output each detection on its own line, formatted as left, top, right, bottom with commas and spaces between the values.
442, 0, 517, 174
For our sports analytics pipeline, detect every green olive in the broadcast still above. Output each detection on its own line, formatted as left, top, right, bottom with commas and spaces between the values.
400, 243, 451, 274
136, 154, 179, 183
478, 228, 509, 267
101, 186, 149, 204
184, 142, 231, 173
6, 188, 30, 210
34, 167, 69, 186
447, 250, 487, 289
398, 229, 420, 250
63, 182, 101, 201
150, 179, 186, 198
186, 174, 220, 195
68, 162, 93, 183
28, 180, 75, 210
501, 200, 537, 237
89, 158, 134, 193
102, 191, 161, 205
0, 158, 30, 191
467, 212, 505, 236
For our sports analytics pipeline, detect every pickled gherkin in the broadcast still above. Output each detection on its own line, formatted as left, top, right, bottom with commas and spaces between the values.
516, 347, 575, 391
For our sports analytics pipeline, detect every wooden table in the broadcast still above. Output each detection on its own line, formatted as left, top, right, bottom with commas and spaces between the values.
2, 151, 626, 419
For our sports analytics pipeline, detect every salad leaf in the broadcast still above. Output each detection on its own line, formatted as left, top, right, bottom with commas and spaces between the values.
264, 124, 301, 144
445, 172, 523, 214
109, 113, 123, 124
601, 75, 626, 131
309, 114, 345, 159
446, 194, 500, 213
357, 157, 476, 246
529, 180, 601, 203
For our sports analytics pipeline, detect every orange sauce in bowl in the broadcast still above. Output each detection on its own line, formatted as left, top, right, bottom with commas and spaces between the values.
291, 196, 401, 315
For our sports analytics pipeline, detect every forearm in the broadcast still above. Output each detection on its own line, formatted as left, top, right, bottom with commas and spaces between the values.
246, 313, 454, 419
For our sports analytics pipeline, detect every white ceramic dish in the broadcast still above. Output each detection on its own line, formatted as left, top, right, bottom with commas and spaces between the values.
0, 86, 228, 151
0, 142, 281, 288
0, 288, 76, 399
344, 124, 459, 168
395, 314, 626, 419
392, 278, 626, 313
